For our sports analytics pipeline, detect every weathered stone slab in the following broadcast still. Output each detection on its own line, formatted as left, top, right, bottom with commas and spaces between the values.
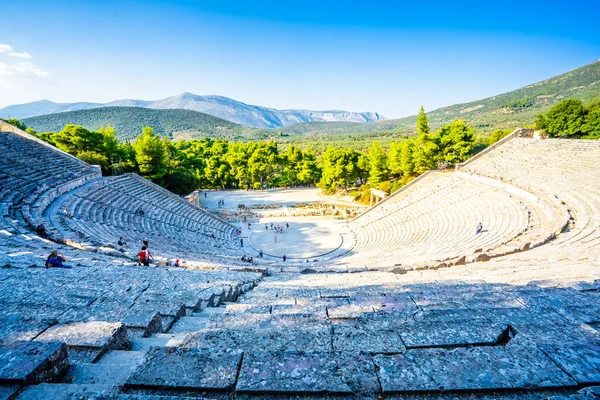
539, 344, 600, 384
59, 306, 162, 337
0, 317, 53, 345
413, 308, 492, 324
327, 304, 373, 319
374, 346, 576, 392
126, 347, 243, 391
508, 323, 600, 346
237, 351, 380, 395
35, 321, 128, 350
14, 383, 117, 399
399, 321, 508, 348
130, 300, 186, 318
224, 304, 271, 314
332, 322, 405, 353
0, 341, 68, 385
271, 304, 327, 317
184, 324, 332, 353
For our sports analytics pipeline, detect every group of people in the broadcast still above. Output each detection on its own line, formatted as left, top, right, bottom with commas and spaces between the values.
240, 255, 254, 263
266, 222, 289, 233
217, 199, 225, 207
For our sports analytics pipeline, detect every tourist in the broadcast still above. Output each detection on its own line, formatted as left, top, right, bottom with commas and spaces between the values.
139, 208, 145, 216
282, 254, 287, 262
241, 255, 247, 262
247, 222, 251, 230
63, 208, 72, 218
476, 222, 483, 234
286, 222, 289, 229
240, 238, 244, 247
36, 223, 48, 239
274, 235, 277, 243
45, 250, 71, 269
138, 246, 153, 266
259, 249, 263, 258
174, 259, 180, 267
265, 224, 268, 230
204, 192, 207, 198
118, 236, 127, 247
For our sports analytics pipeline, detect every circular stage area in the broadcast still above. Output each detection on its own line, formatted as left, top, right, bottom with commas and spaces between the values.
248, 218, 344, 259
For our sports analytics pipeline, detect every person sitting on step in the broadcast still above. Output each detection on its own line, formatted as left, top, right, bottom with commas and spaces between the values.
138, 246, 153, 266
45, 250, 71, 269
36, 223, 48, 239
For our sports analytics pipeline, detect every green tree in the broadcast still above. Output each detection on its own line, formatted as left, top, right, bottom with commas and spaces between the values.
416, 106, 430, 136
436, 120, 475, 165
52, 124, 104, 155
399, 139, 415, 177
368, 141, 389, 185
537, 99, 587, 137
583, 101, 600, 139
132, 126, 169, 183
388, 141, 403, 177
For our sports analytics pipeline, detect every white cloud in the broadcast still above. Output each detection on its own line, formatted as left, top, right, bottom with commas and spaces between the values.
0, 43, 33, 58
0, 61, 48, 77
9, 51, 32, 59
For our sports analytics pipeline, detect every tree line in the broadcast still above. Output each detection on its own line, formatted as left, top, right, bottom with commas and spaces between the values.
3, 109, 501, 200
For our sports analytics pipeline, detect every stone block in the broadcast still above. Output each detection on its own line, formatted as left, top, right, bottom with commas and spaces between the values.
539, 344, 600, 384
0, 341, 69, 385
35, 321, 129, 351
14, 383, 117, 400
126, 347, 243, 391
399, 321, 508, 348
237, 351, 380, 395
183, 325, 332, 353
374, 346, 576, 392
332, 322, 405, 353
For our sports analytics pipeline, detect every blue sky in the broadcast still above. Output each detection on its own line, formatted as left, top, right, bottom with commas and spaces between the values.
0, 0, 599, 118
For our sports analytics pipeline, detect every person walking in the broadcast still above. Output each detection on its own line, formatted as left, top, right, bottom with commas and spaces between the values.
240, 238, 244, 247
282, 254, 287, 262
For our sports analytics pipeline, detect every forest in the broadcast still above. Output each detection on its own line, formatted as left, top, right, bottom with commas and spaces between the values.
5, 98, 596, 202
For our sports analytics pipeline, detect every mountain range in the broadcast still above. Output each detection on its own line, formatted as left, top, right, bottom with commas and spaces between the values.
0, 93, 383, 129
278, 59, 600, 135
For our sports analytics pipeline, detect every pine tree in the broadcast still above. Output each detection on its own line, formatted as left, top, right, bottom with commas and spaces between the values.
132, 126, 168, 183
416, 106, 430, 136
368, 141, 389, 185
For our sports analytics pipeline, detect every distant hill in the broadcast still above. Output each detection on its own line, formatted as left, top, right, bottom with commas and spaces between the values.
1, 93, 384, 129
279, 59, 600, 135
22, 107, 268, 140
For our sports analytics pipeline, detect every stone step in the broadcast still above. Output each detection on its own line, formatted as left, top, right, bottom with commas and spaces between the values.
0, 341, 69, 386
130, 333, 187, 351
168, 315, 210, 334
14, 383, 117, 399
34, 321, 129, 364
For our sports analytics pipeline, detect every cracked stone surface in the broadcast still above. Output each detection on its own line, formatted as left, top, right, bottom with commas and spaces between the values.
126, 347, 243, 391
399, 321, 508, 348
332, 321, 405, 353
237, 351, 380, 394
375, 346, 576, 392
539, 344, 600, 384
0, 341, 69, 385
